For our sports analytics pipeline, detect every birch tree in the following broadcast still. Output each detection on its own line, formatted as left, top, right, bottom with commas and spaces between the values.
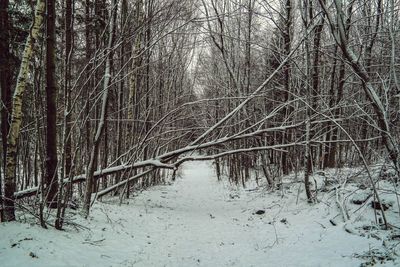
2, 0, 46, 221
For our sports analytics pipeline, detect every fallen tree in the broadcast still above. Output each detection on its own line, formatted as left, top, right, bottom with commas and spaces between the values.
14, 120, 380, 200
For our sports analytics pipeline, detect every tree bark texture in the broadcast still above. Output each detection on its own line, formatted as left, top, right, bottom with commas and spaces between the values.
3, 0, 46, 221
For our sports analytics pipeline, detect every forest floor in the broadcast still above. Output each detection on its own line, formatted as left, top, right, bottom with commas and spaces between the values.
1, 160, 400, 266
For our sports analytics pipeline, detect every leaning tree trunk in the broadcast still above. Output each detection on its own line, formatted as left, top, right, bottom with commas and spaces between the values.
3, 0, 46, 222
82, 0, 118, 218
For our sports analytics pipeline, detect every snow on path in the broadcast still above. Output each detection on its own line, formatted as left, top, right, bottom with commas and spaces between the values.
0, 161, 394, 266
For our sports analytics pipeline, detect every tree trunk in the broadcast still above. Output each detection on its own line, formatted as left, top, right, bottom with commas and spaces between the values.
311, 4, 324, 169
3, 0, 46, 221
45, 0, 59, 207
63, 0, 73, 189
281, 0, 292, 175
303, 0, 313, 202
0, 0, 12, 222
55, 0, 74, 229
82, 0, 118, 218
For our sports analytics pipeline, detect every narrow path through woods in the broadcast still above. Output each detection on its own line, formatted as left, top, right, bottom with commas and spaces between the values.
0, 161, 389, 266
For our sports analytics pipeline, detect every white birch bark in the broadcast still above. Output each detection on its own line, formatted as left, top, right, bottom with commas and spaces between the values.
2, 0, 45, 222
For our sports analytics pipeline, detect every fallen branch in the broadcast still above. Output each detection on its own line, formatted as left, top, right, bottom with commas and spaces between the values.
14, 160, 173, 199
95, 169, 154, 199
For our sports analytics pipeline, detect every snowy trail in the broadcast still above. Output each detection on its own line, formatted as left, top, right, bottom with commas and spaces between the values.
0, 161, 393, 266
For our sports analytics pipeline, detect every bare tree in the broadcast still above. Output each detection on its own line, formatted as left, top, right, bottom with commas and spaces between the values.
82, 0, 118, 218
45, 0, 59, 207
3, 0, 46, 221
319, 0, 399, 173
0, 0, 12, 221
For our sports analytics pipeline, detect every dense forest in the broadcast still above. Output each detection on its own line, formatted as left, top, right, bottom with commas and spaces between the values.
1, 0, 400, 265
1, 0, 400, 260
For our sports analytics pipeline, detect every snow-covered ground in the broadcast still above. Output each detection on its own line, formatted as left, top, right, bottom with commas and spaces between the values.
1, 161, 399, 266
